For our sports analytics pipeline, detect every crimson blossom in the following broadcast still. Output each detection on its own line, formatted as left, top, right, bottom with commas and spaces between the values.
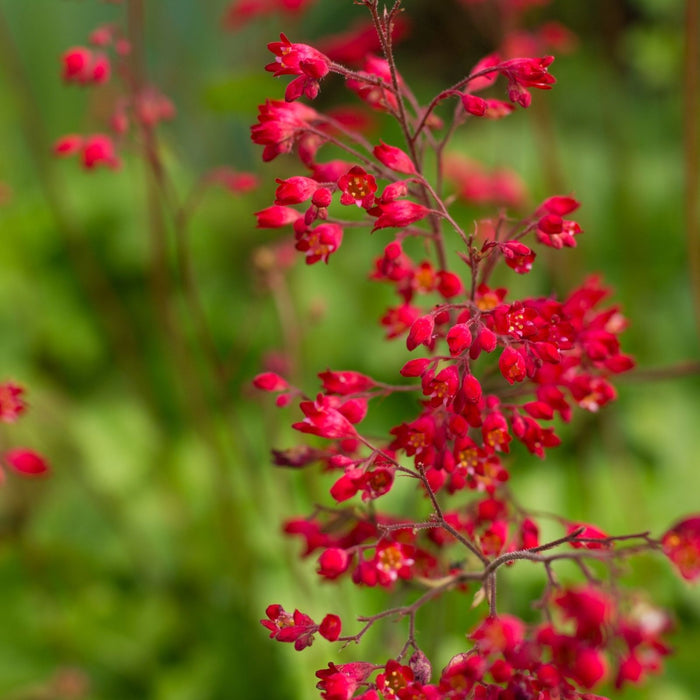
252, 1, 699, 699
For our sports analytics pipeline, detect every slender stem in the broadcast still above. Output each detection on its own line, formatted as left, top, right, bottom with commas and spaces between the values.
684, 0, 700, 340
173, 182, 231, 393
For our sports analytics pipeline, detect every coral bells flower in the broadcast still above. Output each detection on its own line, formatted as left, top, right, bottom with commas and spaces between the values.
376, 660, 414, 696
370, 541, 415, 586
255, 205, 301, 228
62, 46, 92, 82
4, 448, 50, 477
371, 200, 430, 231
81, 135, 119, 169
62, 46, 110, 84
260, 604, 340, 650
338, 166, 377, 208
319, 370, 375, 395
251, 99, 319, 161
295, 223, 343, 264
537, 213, 582, 248
373, 141, 416, 174
662, 516, 700, 581
292, 395, 358, 439
316, 662, 375, 700
462, 94, 515, 120
499, 345, 528, 384
471, 615, 525, 655
0, 382, 26, 423
266, 33, 331, 101
275, 176, 319, 204
500, 241, 535, 273
318, 547, 351, 579
252, 372, 289, 392
499, 56, 556, 108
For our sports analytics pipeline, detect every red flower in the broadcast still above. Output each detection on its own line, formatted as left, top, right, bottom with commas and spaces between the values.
372, 541, 415, 586
319, 613, 342, 641
261, 604, 340, 650
537, 213, 582, 248
82, 135, 119, 169
500, 241, 535, 274
319, 370, 375, 395
567, 523, 609, 549
316, 662, 374, 700
4, 449, 50, 477
471, 615, 525, 654
406, 314, 435, 351
337, 166, 377, 208
499, 346, 527, 384
0, 382, 26, 423
266, 33, 331, 101
252, 372, 289, 392
376, 659, 414, 696
373, 141, 416, 174
371, 200, 429, 231
662, 515, 700, 581
499, 56, 556, 108
318, 548, 351, 579
294, 222, 343, 264
251, 99, 320, 161
255, 205, 301, 228
274, 175, 319, 204
292, 394, 358, 439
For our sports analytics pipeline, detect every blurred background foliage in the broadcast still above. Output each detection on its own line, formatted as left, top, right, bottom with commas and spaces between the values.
0, 0, 698, 698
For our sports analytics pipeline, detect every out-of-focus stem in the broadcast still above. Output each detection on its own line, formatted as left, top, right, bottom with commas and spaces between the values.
174, 183, 231, 393
684, 0, 700, 341
126, 0, 242, 552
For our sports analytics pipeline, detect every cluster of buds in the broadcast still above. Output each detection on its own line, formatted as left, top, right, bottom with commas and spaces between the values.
252, 1, 699, 699
0, 381, 49, 482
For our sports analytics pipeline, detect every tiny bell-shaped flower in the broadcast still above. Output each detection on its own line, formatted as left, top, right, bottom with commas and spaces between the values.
373, 141, 416, 174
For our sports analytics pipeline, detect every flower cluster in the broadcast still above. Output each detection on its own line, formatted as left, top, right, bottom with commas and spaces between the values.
252, 1, 699, 699
53, 21, 176, 171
